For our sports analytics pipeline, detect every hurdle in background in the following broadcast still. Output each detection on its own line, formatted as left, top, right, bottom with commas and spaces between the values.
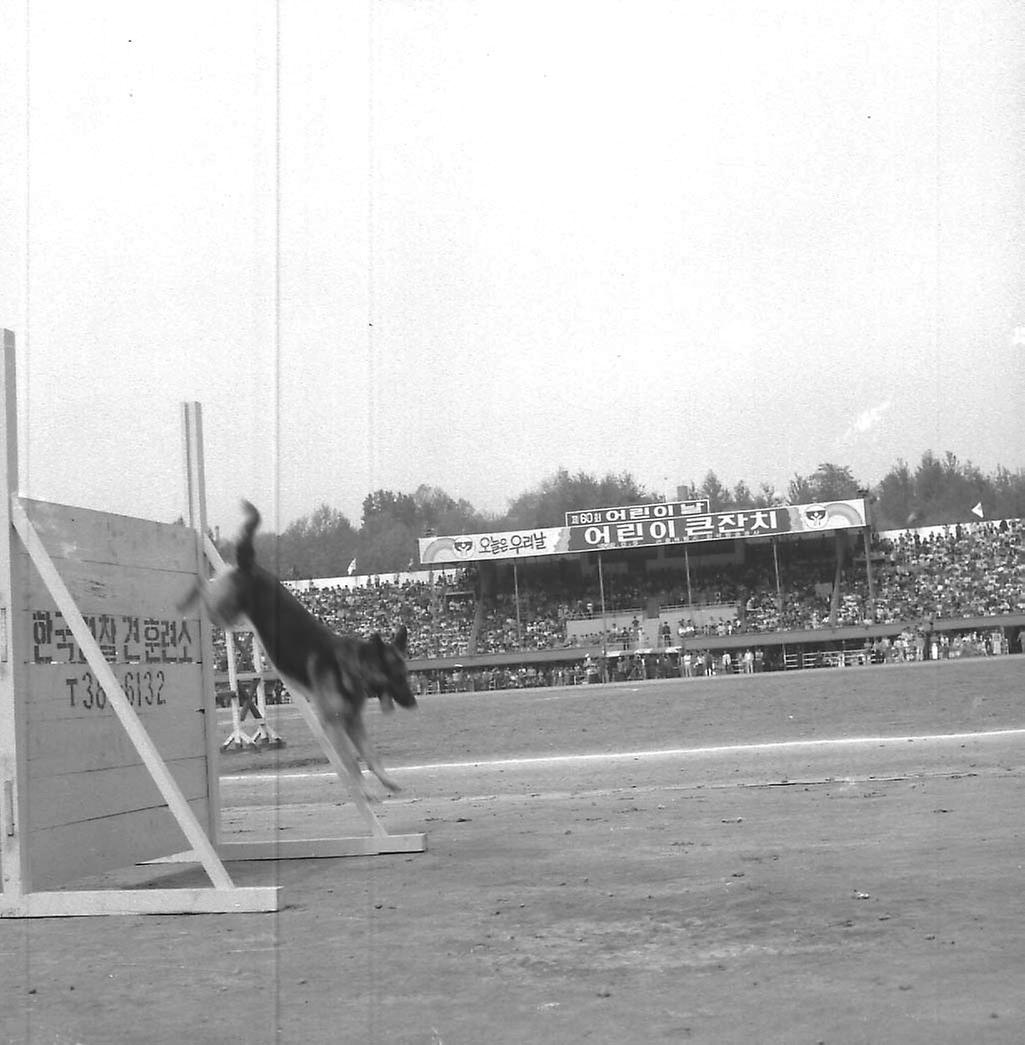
219, 627, 257, 750
219, 627, 284, 752
246, 641, 283, 747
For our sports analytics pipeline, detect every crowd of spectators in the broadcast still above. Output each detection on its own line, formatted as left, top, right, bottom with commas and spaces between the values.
296, 578, 476, 658
862, 626, 1012, 663
211, 573, 478, 672
476, 590, 571, 653
690, 519, 1025, 635
210, 519, 1025, 674
868, 521, 1025, 621
412, 661, 585, 694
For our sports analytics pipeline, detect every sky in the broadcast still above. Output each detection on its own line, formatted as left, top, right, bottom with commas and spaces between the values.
1, 1, 1024, 535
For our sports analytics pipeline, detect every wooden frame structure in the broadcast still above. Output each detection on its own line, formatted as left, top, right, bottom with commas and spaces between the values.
0, 334, 277, 915
0, 333, 422, 917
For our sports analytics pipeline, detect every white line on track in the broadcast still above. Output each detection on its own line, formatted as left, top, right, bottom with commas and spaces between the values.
220, 726, 1025, 783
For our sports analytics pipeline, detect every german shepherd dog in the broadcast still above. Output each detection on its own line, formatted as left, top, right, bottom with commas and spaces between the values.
180, 501, 415, 798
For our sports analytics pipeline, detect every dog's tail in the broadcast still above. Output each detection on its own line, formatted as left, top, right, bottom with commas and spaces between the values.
236, 500, 261, 573
176, 577, 203, 614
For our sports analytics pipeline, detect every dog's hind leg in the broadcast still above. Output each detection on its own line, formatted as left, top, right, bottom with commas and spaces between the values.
343, 714, 401, 794
306, 656, 402, 795
318, 715, 383, 803
298, 704, 390, 836
295, 694, 385, 819
300, 662, 390, 806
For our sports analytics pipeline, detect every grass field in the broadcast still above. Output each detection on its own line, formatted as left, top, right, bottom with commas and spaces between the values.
3, 656, 1025, 1044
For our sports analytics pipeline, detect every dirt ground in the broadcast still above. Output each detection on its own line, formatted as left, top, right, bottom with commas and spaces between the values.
3, 657, 1025, 1044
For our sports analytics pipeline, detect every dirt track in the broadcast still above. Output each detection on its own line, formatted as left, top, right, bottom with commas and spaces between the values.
3, 658, 1025, 1044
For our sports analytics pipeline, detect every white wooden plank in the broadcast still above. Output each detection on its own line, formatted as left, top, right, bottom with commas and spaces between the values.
0, 885, 281, 917
25, 663, 203, 725
19, 559, 203, 620
0, 331, 30, 897
27, 756, 207, 832
20, 498, 198, 573
25, 659, 207, 783
182, 403, 223, 854
27, 801, 209, 891
26, 712, 206, 778
218, 835, 428, 860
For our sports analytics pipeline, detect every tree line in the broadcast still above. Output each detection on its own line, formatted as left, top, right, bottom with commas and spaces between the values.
239, 452, 1025, 579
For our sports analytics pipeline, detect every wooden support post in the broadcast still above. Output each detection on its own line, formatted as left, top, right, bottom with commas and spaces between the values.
180, 402, 225, 850
0, 331, 29, 902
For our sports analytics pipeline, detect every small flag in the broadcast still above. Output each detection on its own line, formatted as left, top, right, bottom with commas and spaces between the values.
971, 502, 984, 519
347, 557, 357, 575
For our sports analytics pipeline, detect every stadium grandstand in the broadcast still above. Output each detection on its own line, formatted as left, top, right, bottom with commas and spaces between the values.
213, 497, 1025, 700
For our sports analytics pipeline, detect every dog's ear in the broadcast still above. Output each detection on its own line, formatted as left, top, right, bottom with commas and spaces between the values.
392, 625, 408, 655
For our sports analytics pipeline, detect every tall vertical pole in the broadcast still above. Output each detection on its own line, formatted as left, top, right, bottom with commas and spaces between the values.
773, 537, 787, 666
684, 545, 693, 605
181, 402, 223, 847
273, 0, 283, 558
772, 538, 783, 605
862, 526, 876, 619
597, 552, 609, 679
0, 330, 30, 897
513, 561, 522, 649
830, 531, 843, 626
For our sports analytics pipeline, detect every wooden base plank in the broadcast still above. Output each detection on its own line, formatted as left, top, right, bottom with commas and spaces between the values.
0, 885, 281, 917
218, 834, 428, 860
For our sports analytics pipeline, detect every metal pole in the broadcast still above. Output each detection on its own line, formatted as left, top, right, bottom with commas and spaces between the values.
773, 538, 787, 667
513, 561, 522, 649
830, 531, 843, 626
598, 552, 608, 679
684, 544, 693, 605
862, 525, 876, 618
772, 538, 783, 603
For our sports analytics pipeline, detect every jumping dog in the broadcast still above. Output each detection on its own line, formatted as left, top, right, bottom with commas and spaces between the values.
180, 501, 415, 798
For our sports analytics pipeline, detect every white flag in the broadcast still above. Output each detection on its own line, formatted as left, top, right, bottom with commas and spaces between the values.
347, 557, 357, 575
970, 502, 984, 519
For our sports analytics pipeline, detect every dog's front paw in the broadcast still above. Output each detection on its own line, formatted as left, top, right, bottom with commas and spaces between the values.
375, 773, 402, 794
